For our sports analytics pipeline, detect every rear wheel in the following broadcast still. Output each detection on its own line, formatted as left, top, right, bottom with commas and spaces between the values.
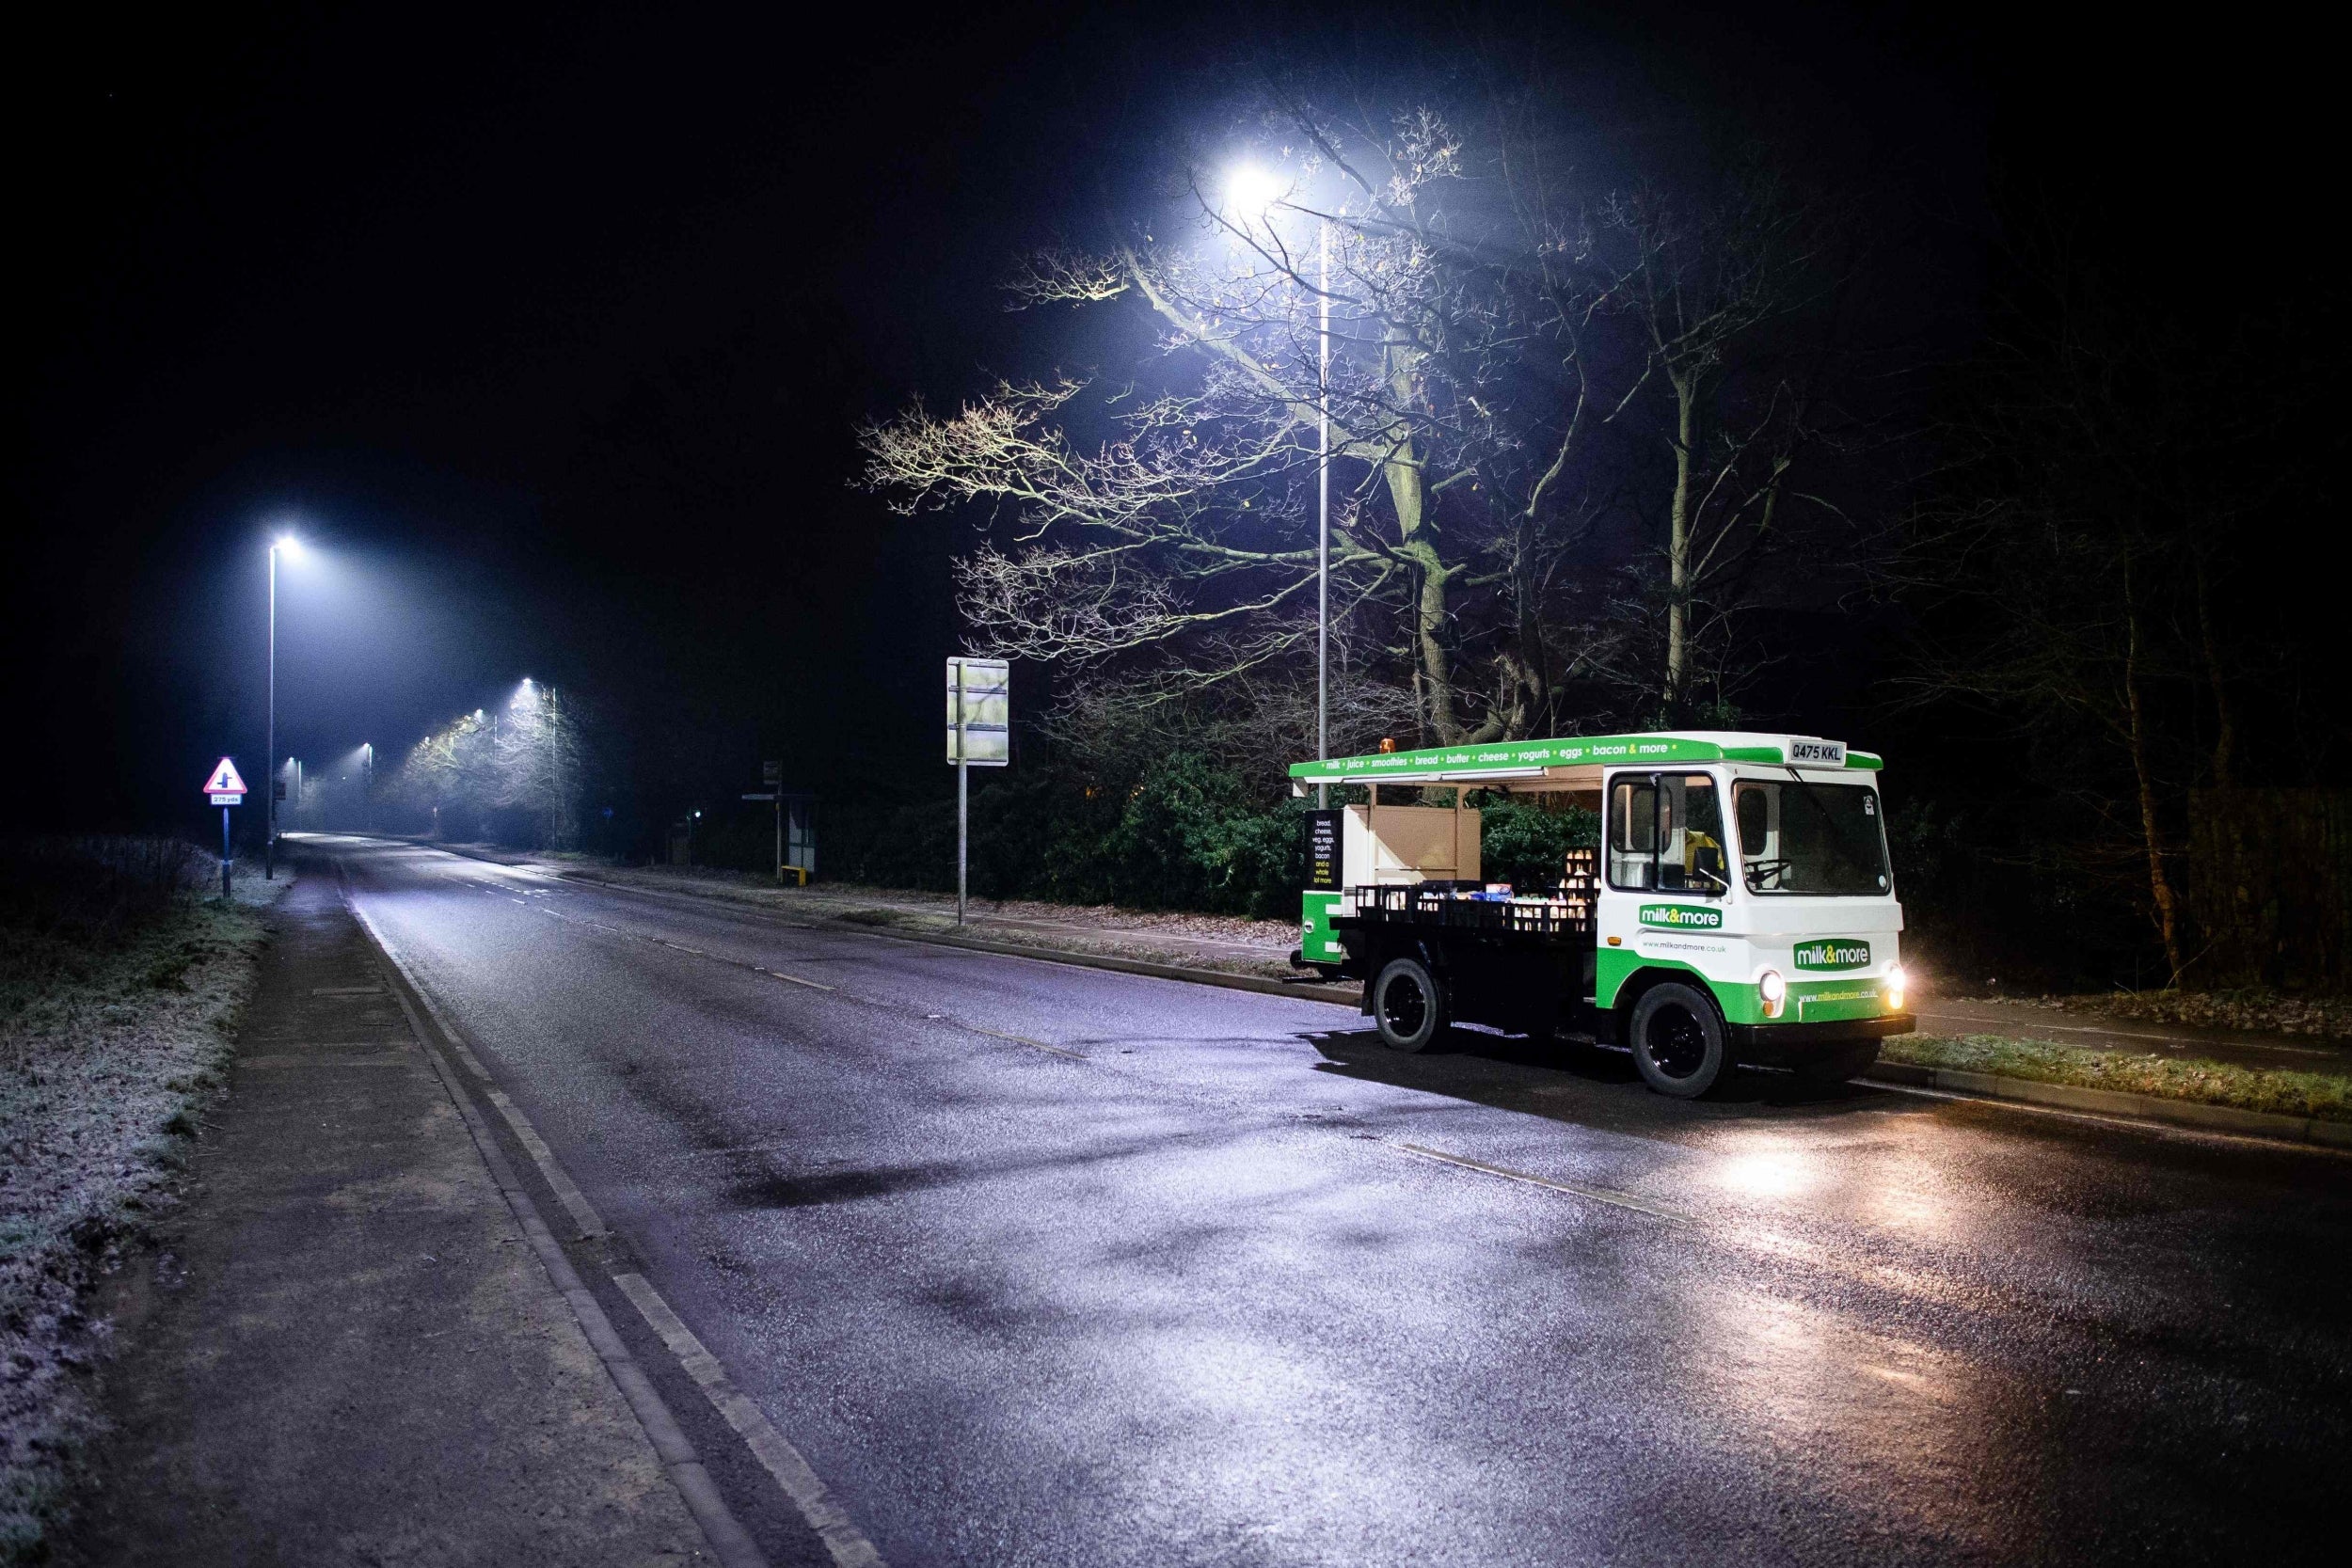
1629, 982, 1727, 1098
1795, 1041, 1882, 1083
1373, 956, 1449, 1053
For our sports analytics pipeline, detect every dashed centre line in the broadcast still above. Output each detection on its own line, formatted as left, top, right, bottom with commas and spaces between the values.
1394, 1142, 1691, 1223
755, 968, 836, 991
967, 1026, 1086, 1059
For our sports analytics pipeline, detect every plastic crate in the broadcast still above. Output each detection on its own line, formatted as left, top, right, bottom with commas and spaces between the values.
1344, 883, 1594, 938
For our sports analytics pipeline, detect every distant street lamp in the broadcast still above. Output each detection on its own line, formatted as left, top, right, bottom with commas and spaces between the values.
265, 533, 303, 879
1225, 166, 1331, 807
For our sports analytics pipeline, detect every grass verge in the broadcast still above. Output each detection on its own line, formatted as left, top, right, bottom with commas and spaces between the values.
1881, 1033, 2352, 1123
1, 841, 286, 1565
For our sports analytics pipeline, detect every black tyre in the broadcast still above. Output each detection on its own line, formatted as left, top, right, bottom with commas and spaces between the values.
1629, 981, 1727, 1098
1794, 1041, 1881, 1084
1373, 956, 1449, 1053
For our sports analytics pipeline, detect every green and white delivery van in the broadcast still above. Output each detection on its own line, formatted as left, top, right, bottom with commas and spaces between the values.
1290, 731, 1915, 1097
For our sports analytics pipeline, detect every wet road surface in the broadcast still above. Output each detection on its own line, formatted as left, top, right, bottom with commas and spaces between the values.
318, 835, 2350, 1565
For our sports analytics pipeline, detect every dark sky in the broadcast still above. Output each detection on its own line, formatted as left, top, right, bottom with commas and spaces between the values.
8, 3, 2314, 839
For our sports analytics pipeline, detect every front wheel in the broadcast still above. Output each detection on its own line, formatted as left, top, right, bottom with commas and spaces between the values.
1629, 982, 1727, 1098
1373, 956, 1449, 1053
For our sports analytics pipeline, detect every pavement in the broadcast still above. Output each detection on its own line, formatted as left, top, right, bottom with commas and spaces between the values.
99, 831, 2336, 1566
62, 865, 719, 1565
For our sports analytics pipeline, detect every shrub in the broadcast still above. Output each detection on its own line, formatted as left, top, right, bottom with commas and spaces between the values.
1472, 795, 1598, 888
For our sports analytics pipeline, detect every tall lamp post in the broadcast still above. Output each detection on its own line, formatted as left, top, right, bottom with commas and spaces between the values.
264, 533, 302, 879
1227, 166, 1332, 806
1315, 215, 1330, 809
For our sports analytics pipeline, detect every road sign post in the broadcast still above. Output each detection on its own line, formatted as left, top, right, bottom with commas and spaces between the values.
945, 658, 1009, 927
764, 760, 784, 880
956, 661, 966, 923
203, 756, 248, 897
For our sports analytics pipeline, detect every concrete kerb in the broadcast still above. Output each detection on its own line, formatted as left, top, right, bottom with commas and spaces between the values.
1862, 1060, 2352, 1151
388, 843, 2352, 1154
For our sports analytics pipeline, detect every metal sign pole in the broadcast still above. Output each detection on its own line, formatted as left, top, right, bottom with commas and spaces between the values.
222, 805, 232, 898
956, 660, 968, 926
265, 546, 276, 879
1317, 215, 1330, 812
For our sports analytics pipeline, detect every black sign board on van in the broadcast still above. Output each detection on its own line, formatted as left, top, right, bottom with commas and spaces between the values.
1304, 810, 1343, 891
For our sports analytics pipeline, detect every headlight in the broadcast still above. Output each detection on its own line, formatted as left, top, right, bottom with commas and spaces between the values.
1758, 968, 1787, 1017
1885, 964, 1907, 1011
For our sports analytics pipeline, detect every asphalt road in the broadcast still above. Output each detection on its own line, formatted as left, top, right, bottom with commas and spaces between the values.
317, 834, 2349, 1566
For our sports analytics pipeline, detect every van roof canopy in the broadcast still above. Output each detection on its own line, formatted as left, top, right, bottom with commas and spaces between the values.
1288, 730, 1882, 788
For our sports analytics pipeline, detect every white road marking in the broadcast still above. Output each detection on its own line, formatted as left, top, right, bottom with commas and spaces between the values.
613, 1273, 888, 1568
474, 1080, 612, 1240
756, 968, 836, 991
347, 884, 768, 1568
345, 901, 612, 1241
1393, 1142, 1691, 1223
523, 892, 843, 995
967, 1026, 1085, 1060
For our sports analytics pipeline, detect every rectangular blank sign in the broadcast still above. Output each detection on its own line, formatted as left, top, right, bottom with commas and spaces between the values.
946, 657, 1009, 766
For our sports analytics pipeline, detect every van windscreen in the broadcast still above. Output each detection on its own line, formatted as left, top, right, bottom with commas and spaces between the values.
1732, 779, 1890, 896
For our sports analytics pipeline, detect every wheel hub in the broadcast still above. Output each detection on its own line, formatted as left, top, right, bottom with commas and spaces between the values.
1648, 1004, 1708, 1078
1382, 975, 1428, 1038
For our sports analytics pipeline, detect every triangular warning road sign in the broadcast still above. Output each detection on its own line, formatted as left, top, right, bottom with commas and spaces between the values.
203, 757, 248, 796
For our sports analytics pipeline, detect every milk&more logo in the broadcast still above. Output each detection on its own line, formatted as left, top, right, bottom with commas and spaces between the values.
1638, 904, 1724, 930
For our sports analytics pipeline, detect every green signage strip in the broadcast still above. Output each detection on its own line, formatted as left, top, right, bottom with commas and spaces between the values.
1289, 732, 1883, 780
1291, 733, 1724, 781
1638, 903, 1724, 930
1793, 939, 1872, 971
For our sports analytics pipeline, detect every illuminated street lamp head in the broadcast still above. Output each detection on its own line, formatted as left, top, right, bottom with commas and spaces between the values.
273, 532, 303, 560
1223, 164, 1291, 219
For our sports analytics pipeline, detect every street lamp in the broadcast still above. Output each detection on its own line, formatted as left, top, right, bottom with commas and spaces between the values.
1224, 165, 1331, 807
265, 532, 303, 879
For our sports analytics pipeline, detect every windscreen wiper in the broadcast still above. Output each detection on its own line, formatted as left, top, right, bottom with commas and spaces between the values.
1782, 766, 1884, 889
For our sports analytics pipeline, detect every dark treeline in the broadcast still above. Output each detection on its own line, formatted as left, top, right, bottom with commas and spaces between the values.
1884, 198, 2346, 992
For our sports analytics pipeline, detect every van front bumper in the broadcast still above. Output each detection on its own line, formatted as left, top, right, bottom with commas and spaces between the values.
1726, 1012, 1915, 1054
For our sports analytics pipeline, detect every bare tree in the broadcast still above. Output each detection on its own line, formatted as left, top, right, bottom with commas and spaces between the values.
1598, 174, 1846, 716
863, 77, 1867, 755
